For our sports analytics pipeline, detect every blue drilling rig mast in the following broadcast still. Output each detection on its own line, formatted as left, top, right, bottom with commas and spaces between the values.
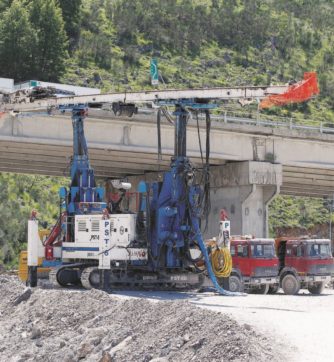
62, 105, 106, 215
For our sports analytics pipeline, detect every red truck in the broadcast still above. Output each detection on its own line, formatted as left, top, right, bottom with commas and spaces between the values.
228, 237, 279, 294
273, 237, 334, 295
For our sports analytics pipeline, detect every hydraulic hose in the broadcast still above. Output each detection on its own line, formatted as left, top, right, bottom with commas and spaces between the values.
211, 247, 232, 278
191, 216, 245, 296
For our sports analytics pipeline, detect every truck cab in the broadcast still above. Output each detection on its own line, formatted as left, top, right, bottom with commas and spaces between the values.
275, 237, 334, 295
229, 237, 279, 294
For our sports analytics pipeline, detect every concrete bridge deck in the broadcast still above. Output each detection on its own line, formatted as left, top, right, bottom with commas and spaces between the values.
0, 109, 334, 197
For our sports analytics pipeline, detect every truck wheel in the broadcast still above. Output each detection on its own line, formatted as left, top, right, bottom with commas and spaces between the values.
268, 285, 279, 294
228, 275, 243, 293
282, 274, 300, 295
308, 282, 325, 295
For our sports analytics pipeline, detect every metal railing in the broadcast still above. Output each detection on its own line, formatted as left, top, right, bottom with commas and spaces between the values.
209, 110, 334, 134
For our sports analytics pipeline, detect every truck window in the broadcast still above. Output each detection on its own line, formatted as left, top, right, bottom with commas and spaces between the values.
251, 244, 275, 258
230, 246, 236, 256
296, 245, 303, 257
306, 243, 331, 257
237, 245, 248, 257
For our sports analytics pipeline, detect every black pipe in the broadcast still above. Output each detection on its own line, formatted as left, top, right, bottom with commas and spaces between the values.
174, 106, 188, 158
27, 266, 37, 287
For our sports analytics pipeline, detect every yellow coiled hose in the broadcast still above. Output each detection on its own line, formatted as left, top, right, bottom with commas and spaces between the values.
211, 247, 232, 278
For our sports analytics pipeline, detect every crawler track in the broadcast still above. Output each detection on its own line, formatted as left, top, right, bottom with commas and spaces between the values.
51, 264, 205, 291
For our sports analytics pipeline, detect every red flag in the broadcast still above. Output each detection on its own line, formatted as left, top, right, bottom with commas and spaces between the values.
260, 72, 319, 109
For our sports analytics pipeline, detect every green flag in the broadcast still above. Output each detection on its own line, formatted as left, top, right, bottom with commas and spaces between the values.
150, 58, 159, 85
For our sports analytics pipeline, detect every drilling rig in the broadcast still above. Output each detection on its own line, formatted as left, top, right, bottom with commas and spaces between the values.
27, 100, 233, 294
4, 72, 318, 295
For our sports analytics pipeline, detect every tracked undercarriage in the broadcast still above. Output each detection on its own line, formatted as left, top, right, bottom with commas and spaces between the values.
49, 263, 205, 291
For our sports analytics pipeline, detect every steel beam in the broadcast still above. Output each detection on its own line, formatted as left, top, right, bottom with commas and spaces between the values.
4, 85, 288, 112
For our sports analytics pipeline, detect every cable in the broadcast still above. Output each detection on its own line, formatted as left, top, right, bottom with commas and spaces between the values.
191, 214, 245, 296
187, 187, 244, 296
157, 109, 162, 162
211, 247, 232, 278
161, 106, 174, 125
196, 112, 204, 168
201, 110, 211, 232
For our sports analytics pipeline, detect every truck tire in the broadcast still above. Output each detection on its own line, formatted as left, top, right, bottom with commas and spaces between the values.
282, 274, 300, 295
228, 275, 243, 293
308, 282, 325, 295
268, 285, 279, 294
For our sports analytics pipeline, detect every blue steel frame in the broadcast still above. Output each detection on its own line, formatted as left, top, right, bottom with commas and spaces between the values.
137, 100, 241, 295
140, 101, 213, 270
57, 105, 106, 248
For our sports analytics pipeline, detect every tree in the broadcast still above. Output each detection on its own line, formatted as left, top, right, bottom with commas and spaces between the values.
0, 173, 68, 267
76, 0, 119, 70
269, 196, 330, 236
0, 0, 35, 80
29, 0, 68, 81
0, 0, 13, 12
58, 0, 82, 50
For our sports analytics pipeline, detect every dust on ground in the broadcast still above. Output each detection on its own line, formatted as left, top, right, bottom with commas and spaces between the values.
0, 275, 284, 362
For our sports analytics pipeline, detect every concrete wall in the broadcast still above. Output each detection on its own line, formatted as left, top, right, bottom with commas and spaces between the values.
208, 184, 278, 238
206, 162, 282, 238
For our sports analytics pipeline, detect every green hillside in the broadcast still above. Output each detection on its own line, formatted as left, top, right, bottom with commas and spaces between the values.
0, 0, 334, 266
0, 174, 68, 267
1, 1, 334, 121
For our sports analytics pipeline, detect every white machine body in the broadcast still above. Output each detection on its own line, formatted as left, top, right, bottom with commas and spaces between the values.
109, 214, 136, 247
62, 213, 148, 263
62, 214, 103, 260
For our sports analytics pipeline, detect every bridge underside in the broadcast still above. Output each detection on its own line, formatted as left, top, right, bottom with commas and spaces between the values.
281, 166, 334, 198
0, 140, 167, 178
0, 139, 334, 198
0, 140, 224, 178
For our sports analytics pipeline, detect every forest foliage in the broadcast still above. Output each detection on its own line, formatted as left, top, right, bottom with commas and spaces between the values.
0, 0, 334, 265
0, 174, 68, 267
0, 0, 334, 122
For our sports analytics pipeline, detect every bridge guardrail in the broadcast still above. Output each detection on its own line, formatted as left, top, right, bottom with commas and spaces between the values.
197, 111, 334, 135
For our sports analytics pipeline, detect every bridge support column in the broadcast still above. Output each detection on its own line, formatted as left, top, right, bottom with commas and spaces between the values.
206, 161, 282, 238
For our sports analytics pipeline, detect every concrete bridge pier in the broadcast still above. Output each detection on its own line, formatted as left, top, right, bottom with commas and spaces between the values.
206, 161, 282, 238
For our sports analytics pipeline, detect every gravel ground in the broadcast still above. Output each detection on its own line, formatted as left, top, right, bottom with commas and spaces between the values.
0, 275, 284, 362
116, 287, 334, 362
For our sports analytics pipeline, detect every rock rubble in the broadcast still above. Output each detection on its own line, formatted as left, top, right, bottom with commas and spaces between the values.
0, 275, 283, 362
